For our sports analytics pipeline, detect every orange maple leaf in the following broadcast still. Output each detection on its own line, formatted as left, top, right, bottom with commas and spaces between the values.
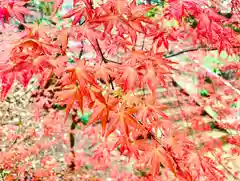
55, 84, 84, 122
106, 106, 140, 138
88, 95, 118, 136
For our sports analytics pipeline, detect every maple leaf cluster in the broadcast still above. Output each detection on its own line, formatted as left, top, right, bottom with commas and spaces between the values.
1, 0, 240, 180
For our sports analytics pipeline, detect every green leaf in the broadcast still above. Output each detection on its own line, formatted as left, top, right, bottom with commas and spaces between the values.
231, 103, 237, 108
0, 169, 10, 178
80, 114, 90, 125
145, 7, 158, 18
213, 68, 222, 76
68, 58, 75, 64
200, 89, 209, 97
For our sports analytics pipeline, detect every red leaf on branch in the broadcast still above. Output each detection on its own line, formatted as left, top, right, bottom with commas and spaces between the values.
55, 83, 84, 121
136, 140, 176, 177
106, 106, 140, 138
88, 95, 118, 136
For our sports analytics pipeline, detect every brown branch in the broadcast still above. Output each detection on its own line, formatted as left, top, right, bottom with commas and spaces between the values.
89, 0, 94, 9
165, 45, 240, 58
95, 39, 116, 90
69, 109, 78, 171
164, 47, 218, 58
6, 135, 31, 152
89, 45, 237, 65
95, 39, 108, 64
95, 39, 121, 64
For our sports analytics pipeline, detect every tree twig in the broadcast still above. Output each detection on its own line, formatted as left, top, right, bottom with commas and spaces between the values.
164, 47, 217, 58
68, 109, 79, 171
165, 45, 240, 58
95, 39, 115, 90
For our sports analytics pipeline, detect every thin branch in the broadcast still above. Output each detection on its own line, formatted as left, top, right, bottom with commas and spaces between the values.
82, 43, 234, 66
95, 39, 116, 90
68, 108, 79, 171
87, 45, 229, 65
95, 39, 108, 64
83, 45, 240, 65
89, 0, 94, 9
6, 135, 31, 152
79, 48, 84, 59
165, 45, 240, 58
78, 41, 84, 59
141, 34, 146, 50
164, 47, 217, 58
95, 39, 121, 64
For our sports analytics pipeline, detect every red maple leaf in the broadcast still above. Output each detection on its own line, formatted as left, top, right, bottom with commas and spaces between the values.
106, 106, 140, 138
136, 140, 176, 177
87, 95, 118, 136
